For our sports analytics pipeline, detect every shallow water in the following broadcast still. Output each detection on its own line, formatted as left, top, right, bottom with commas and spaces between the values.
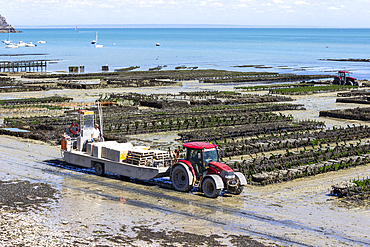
1, 127, 30, 132
2, 28, 370, 79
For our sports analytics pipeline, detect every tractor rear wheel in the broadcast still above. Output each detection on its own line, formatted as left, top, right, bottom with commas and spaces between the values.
171, 165, 193, 192
333, 77, 341, 85
95, 163, 105, 176
202, 177, 221, 198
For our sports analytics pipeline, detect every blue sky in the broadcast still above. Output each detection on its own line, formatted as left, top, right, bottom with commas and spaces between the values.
3, 0, 370, 28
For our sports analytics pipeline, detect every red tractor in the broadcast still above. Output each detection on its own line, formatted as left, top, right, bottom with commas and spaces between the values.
170, 142, 247, 198
333, 71, 358, 86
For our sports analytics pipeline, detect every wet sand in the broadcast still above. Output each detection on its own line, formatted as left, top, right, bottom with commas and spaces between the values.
0, 135, 369, 246
1, 80, 370, 246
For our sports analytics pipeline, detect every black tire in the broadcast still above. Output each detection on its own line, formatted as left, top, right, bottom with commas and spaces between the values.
202, 177, 221, 198
171, 165, 193, 192
344, 80, 353, 86
228, 177, 244, 195
95, 163, 105, 176
333, 78, 341, 85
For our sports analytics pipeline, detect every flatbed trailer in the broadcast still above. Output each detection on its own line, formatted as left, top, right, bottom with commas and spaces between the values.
63, 149, 170, 180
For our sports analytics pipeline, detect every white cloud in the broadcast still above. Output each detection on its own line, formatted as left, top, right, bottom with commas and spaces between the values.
212, 2, 224, 7
294, 1, 308, 5
237, 3, 249, 8
3, 0, 369, 27
199, 1, 207, 6
150, 0, 165, 4
99, 4, 115, 8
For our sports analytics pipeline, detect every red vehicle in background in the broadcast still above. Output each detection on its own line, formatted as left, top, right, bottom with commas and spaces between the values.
333, 71, 358, 86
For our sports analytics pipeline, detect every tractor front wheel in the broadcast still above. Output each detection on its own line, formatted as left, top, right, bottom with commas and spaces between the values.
171, 165, 193, 192
228, 176, 244, 195
202, 177, 221, 198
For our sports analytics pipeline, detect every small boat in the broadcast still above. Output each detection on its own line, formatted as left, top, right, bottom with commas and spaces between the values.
5, 43, 18, 48
17, 41, 26, 46
38, 40, 47, 44
91, 31, 98, 45
93, 32, 103, 48
156, 43, 161, 46
2, 29, 11, 45
25, 42, 37, 47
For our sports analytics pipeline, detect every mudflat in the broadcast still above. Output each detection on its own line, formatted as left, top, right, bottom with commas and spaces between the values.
1, 80, 370, 246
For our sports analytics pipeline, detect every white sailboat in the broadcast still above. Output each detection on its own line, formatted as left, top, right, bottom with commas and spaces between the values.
5, 43, 18, 48
2, 29, 11, 44
94, 32, 103, 48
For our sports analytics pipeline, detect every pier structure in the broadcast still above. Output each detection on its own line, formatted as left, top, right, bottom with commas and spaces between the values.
0, 60, 47, 73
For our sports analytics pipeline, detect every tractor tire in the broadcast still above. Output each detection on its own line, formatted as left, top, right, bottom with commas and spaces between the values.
228, 176, 244, 195
333, 78, 341, 85
171, 165, 193, 192
202, 177, 221, 198
95, 163, 105, 176
344, 80, 353, 86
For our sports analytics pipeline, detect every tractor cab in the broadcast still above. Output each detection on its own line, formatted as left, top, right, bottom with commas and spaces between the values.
338, 71, 348, 81
184, 142, 219, 176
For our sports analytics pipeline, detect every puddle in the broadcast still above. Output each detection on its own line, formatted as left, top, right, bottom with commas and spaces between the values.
2, 127, 30, 132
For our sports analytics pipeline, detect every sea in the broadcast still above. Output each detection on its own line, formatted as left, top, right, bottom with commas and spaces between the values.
1, 28, 370, 79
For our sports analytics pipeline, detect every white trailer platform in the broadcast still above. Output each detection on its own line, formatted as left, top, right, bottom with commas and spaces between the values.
63, 149, 170, 180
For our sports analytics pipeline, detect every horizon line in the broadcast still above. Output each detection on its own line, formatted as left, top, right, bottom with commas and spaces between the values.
14, 24, 369, 29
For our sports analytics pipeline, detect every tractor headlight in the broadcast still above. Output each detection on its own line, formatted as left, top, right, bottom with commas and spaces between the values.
225, 174, 235, 179
221, 171, 235, 180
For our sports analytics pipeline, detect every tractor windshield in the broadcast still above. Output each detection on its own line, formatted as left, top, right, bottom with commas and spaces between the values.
203, 148, 219, 165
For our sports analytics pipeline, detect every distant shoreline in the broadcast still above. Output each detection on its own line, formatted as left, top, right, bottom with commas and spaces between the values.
14, 24, 368, 29
0, 30, 22, 33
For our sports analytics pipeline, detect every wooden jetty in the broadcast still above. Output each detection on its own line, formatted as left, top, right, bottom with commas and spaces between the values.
0, 60, 47, 73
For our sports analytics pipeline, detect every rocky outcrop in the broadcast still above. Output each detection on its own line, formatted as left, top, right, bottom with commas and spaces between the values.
0, 15, 19, 33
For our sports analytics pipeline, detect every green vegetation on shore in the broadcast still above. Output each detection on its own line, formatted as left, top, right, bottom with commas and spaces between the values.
269, 85, 358, 95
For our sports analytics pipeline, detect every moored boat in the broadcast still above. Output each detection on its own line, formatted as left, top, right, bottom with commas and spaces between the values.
17, 41, 26, 46
25, 42, 37, 47
92, 31, 103, 47
4, 43, 18, 48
